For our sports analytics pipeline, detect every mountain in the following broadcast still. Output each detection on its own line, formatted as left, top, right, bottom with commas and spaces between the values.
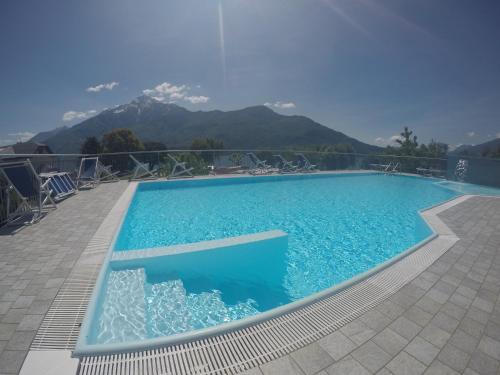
450, 138, 500, 157
33, 96, 382, 154
30, 126, 68, 143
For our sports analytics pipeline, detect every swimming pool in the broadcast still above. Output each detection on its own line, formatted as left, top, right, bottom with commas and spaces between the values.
77, 172, 473, 354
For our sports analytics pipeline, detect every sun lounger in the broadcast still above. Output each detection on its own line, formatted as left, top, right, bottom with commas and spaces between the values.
77, 157, 99, 189
97, 162, 120, 182
167, 154, 194, 179
0, 160, 56, 225
274, 155, 298, 173
295, 153, 317, 172
246, 152, 275, 175
129, 155, 159, 180
40, 172, 77, 201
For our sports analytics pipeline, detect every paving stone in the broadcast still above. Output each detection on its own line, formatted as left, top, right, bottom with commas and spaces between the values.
404, 306, 433, 327
318, 330, 357, 360
290, 342, 334, 375
372, 328, 408, 356
459, 317, 485, 339
423, 360, 460, 375
325, 356, 370, 375
11, 296, 35, 309
389, 316, 421, 341
386, 351, 426, 375
0, 350, 26, 373
419, 324, 451, 348
468, 350, 500, 375
405, 336, 440, 365
0, 302, 11, 315
478, 335, 500, 361
448, 329, 478, 354
351, 341, 391, 373
16, 314, 43, 331
5, 331, 36, 351
260, 355, 304, 375
430, 312, 460, 333
437, 344, 470, 372
340, 320, 376, 345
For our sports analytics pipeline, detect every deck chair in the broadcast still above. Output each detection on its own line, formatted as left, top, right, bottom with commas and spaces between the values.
295, 153, 317, 172
0, 160, 56, 225
167, 154, 194, 179
273, 155, 298, 173
247, 152, 273, 175
77, 157, 99, 189
40, 172, 77, 201
129, 155, 158, 180
97, 162, 120, 183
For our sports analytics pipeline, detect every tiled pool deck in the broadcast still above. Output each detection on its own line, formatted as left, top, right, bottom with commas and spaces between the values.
1, 181, 500, 374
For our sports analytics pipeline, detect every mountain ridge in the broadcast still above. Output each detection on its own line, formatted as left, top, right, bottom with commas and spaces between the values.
32, 96, 382, 154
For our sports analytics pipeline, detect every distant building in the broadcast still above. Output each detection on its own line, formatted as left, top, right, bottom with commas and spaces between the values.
0, 142, 53, 155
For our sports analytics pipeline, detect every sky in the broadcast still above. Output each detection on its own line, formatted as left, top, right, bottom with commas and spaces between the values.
0, 0, 499, 149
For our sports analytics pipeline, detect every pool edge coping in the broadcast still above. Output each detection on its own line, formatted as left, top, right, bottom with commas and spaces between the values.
72, 171, 467, 357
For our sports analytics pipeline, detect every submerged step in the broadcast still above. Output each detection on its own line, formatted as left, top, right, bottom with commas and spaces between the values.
92, 268, 147, 344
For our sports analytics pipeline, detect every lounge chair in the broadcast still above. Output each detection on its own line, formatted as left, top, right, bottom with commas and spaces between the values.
0, 160, 56, 225
97, 162, 120, 182
273, 155, 298, 173
40, 172, 77, 201
77, 157, 99, 189
167, 154, 194, 179
295, 153, 317, 172
247, 152, 274, 175
129, 155, 159, 180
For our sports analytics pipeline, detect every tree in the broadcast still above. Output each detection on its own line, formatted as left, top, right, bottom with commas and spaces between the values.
80, 136, 102, 154
190, 138, 224, 150
143, 141, 167, 151
395, 126, 418, 155
101, 129, 144, 153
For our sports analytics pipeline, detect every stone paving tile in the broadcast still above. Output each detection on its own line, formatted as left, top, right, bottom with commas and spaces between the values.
386, 351, 427, 375
290, 342, 334, 375
351, 340, 392, 373
405, 336, 440, 366
0, 182, 127, 373
325, 356, 370, 375
318, 330, 357, 361
372, 327, 408, 356
260, 355, 304, 375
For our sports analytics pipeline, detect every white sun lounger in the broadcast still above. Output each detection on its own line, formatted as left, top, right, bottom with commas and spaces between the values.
295, 153, 317, 172
129, 155, 159, 180
167, 154, 194, 179
247, 152, 274, 175
0, 160, 56, 225
273, 155, 298, 173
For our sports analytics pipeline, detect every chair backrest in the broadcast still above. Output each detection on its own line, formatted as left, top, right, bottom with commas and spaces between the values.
79, 158, 98, 179
0, 161, 39, 199
247, 153, 260, 165
167, 154, 180, 164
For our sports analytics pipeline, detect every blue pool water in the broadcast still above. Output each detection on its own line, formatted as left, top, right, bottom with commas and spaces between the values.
92, 173, 461, 345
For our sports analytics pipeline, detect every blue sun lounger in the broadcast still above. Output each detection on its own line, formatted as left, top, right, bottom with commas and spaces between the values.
0, 160, 56, 225
77, 157, 99, 189
40, 172, 77, 201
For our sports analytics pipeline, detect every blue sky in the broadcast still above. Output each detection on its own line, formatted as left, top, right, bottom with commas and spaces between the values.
1, 0, 499, 148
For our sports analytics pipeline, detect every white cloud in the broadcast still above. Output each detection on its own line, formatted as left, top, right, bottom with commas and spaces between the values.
62, 110, 97, 122
264, 101, 296, 109
0, 138, 14, 146
374, 135, 402, 146
184, 95, 210, 104
142, 81, 210, 105
9, 131, 36, 142
496, 133, 500, 139
86, 81, 119, 92
467, 131, 475, 137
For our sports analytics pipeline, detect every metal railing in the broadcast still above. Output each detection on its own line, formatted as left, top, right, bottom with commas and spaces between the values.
1, 149, 500, 225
